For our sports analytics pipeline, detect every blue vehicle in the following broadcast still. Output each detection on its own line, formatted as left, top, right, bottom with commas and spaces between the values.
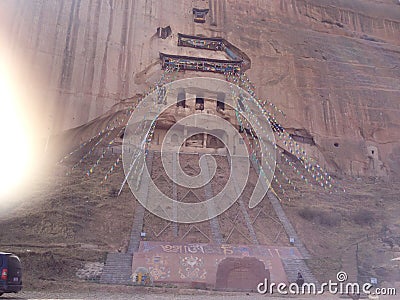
0, 252, 22, 297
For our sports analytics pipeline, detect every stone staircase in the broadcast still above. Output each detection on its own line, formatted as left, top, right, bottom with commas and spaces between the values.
237, 197, 259, 244
267, 190, 311, 259
268, 191, 318, 286
100, 151, 154, 285
127, 150, 154, 254
228, 157, 259, 245
282, 258, 319, 286
200, 154, 224, 244
99, 253, 133, 285
171, 152, 178, 237
101, 152, 319, 287
250, 159, 317, 285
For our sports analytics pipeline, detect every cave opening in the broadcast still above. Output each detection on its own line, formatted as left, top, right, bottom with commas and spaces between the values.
195, 97, 204, 111
177, 90, 186, 108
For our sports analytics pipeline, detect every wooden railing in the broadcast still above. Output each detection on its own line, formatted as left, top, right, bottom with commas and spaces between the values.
177, 33, 251, 71
159, 34, 251, 74
160, 52, 242, 74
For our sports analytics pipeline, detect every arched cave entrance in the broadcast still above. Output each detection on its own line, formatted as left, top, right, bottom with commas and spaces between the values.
215, 257, 270, 291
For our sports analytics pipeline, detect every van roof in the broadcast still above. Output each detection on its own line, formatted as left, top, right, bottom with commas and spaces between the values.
0, 252, 12, 255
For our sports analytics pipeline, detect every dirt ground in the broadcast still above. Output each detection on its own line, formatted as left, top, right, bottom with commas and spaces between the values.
0, 281, 390, 300
2, 286, 399, 300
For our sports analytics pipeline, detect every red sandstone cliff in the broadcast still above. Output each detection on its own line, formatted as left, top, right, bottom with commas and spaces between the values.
0, 0, 399, 177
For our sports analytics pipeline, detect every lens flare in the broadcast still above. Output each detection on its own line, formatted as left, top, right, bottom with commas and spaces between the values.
0, 59, 34, 199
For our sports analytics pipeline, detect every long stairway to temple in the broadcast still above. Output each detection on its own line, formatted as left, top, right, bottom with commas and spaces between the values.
100, 151, 318, 290
100, 0, 318, 289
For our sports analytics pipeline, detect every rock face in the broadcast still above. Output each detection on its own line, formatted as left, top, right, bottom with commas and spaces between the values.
0, 0, 399, 177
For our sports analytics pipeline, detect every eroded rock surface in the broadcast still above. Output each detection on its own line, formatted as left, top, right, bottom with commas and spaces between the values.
0, 0, 399, 176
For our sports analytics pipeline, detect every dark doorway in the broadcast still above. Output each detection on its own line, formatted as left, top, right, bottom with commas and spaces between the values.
177, 90, 186, 108
195, 97, 204, 111
156, 26, 172, 39
217, 100, 225, 111
215, 257, 269, 291
217, 93, 225, 111
193, 8, 209, 23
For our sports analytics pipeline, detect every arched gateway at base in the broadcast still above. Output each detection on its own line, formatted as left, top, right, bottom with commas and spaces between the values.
215, 256, 270, 291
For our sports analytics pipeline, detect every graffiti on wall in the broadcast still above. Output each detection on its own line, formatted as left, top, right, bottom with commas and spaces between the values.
160, 243, 241, 256
146, 256, 171, 280
139, 241, 303, 259
178, 256, 207, 280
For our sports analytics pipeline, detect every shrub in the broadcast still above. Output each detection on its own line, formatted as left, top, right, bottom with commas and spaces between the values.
298, 207, 318, 221
352, 209, 375, 226
318, 212, 342, 227
298, 207, 341, 227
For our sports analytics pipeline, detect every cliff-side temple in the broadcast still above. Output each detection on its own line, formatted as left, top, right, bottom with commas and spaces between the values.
160, 33, 251, 74
2, 0, 399, 296
99, 22, 318, 290
160, 52, 242, 73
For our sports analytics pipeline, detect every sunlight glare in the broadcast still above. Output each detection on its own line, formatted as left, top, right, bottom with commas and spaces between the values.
0, 60, 34, 199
